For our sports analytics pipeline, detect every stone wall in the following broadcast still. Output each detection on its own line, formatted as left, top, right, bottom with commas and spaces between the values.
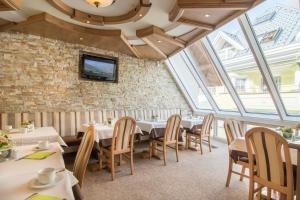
0, 32, 190, 113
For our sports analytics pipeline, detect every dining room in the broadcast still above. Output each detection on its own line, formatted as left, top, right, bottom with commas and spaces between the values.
0, 0, 300, 200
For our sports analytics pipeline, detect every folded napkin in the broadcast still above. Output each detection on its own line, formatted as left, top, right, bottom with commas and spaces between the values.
25, 151, 56, 160
28, 194, 63, 200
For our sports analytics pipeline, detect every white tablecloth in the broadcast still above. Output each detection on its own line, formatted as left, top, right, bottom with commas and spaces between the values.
136, 120, 167, 133
181, 118, 203, 129
81, 124, 142, 142
0, 143, 75, 200
7, 127, 67, 146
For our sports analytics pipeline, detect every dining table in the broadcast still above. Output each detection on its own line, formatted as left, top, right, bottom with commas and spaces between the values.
229, 138, 300, 199
5, 127, 67, 146
181, 118, 203, 130
136, 120, 167, 138
80, 123, 143, 142
0, 142, 75, 200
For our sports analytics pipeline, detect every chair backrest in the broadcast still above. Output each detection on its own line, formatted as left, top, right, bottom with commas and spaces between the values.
112, 117, 136, 154
200, 113, 214, 136
164, 114, 182, 142
224, 119, 245, 145
73, 125, 95, 187
245, 127, 293, 194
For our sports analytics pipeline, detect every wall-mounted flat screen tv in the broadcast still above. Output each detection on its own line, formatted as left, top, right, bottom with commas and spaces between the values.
79, 51, 118, 83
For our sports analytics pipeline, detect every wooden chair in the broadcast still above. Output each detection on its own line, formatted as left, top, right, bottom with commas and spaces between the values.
99, 117, 136, 181
149, 114, 182, 166
245, 127, 294, 200
224, 119, 248, 187
185, 113, 214, 154
73, 125, 95, 187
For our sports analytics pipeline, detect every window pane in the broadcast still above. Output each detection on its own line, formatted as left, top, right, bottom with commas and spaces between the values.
208, 19, 278, 114
187, 42, 238, 112
247, 0, 300, 116
169, 53, 212, 110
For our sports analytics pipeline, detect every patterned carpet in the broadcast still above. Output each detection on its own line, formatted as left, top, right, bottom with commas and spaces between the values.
69, 140, 250, 200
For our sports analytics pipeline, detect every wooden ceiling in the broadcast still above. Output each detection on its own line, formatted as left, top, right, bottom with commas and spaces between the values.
0, 0, 20, 11
0, 0, 261, 60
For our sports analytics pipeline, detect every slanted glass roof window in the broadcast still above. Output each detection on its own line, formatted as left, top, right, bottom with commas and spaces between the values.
168, 53, 212, 110
208, 19, 278, 114
186, 42, 238, 112
247, 0, 300, 116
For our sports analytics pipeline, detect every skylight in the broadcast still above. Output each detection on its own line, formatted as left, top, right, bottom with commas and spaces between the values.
166, 0, 300, 120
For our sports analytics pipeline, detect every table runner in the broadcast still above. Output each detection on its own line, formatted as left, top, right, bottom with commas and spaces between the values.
0, 143, 75, 200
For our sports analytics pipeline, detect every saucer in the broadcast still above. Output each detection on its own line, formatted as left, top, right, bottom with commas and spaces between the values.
29, 173, 63, 189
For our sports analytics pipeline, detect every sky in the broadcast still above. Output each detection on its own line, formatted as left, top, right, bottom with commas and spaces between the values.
208, 0, 299, 41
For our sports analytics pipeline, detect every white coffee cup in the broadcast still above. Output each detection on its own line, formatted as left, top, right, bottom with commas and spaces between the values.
37, 168, 56, 185
37, 140, 50, 149
5, 125, 12, 130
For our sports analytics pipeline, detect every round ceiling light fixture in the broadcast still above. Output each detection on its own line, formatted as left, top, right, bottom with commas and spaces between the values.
85, 0, 116, 8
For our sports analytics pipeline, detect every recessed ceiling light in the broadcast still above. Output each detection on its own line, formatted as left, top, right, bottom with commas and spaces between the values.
204, 14, 211, 18
80, 37, 83, 41
139, 14, 143, 17
86, 20, 90, 24
157, 40, 162, 43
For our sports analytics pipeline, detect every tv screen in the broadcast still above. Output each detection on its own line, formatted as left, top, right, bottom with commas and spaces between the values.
79, 52, 118, 83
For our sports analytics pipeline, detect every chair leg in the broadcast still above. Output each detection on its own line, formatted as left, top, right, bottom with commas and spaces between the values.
267, 188, 271, 200
226, 158, 233, 187
98, 147, 103, 170
187, 134, 191, 149
163, 144, 167, 166
208, 135, 212, 152
111, 154, 115, 181
130, 150, 134, 175
199, 136, 203, 155
175, 142, 179, 162
149, 141, 153, 160
118, 154, 122, 166
240, 165, 246, 181
185, 133, 189, 150
248, 178, 255, 200
257, 184, 262, 200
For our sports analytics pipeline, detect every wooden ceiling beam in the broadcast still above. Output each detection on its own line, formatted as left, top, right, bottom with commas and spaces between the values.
0, 13, 122, 37
169, 4, 184, 22
177, 0, 254, 10
142, 38, 167, 59
47, 0, 152, 25
46, 0, 73, 16
0, 0, 21, 11
120, 34, 141, 58
136, 25, 185, 48
177, 17, 214, 30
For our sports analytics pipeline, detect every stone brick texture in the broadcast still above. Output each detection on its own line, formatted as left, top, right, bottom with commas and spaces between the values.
0, 32, 191, 113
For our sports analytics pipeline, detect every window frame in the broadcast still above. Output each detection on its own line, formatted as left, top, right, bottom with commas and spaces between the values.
166, 54, 214, 112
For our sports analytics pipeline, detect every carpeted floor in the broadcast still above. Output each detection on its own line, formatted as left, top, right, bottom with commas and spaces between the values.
71, 141, 250, 200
